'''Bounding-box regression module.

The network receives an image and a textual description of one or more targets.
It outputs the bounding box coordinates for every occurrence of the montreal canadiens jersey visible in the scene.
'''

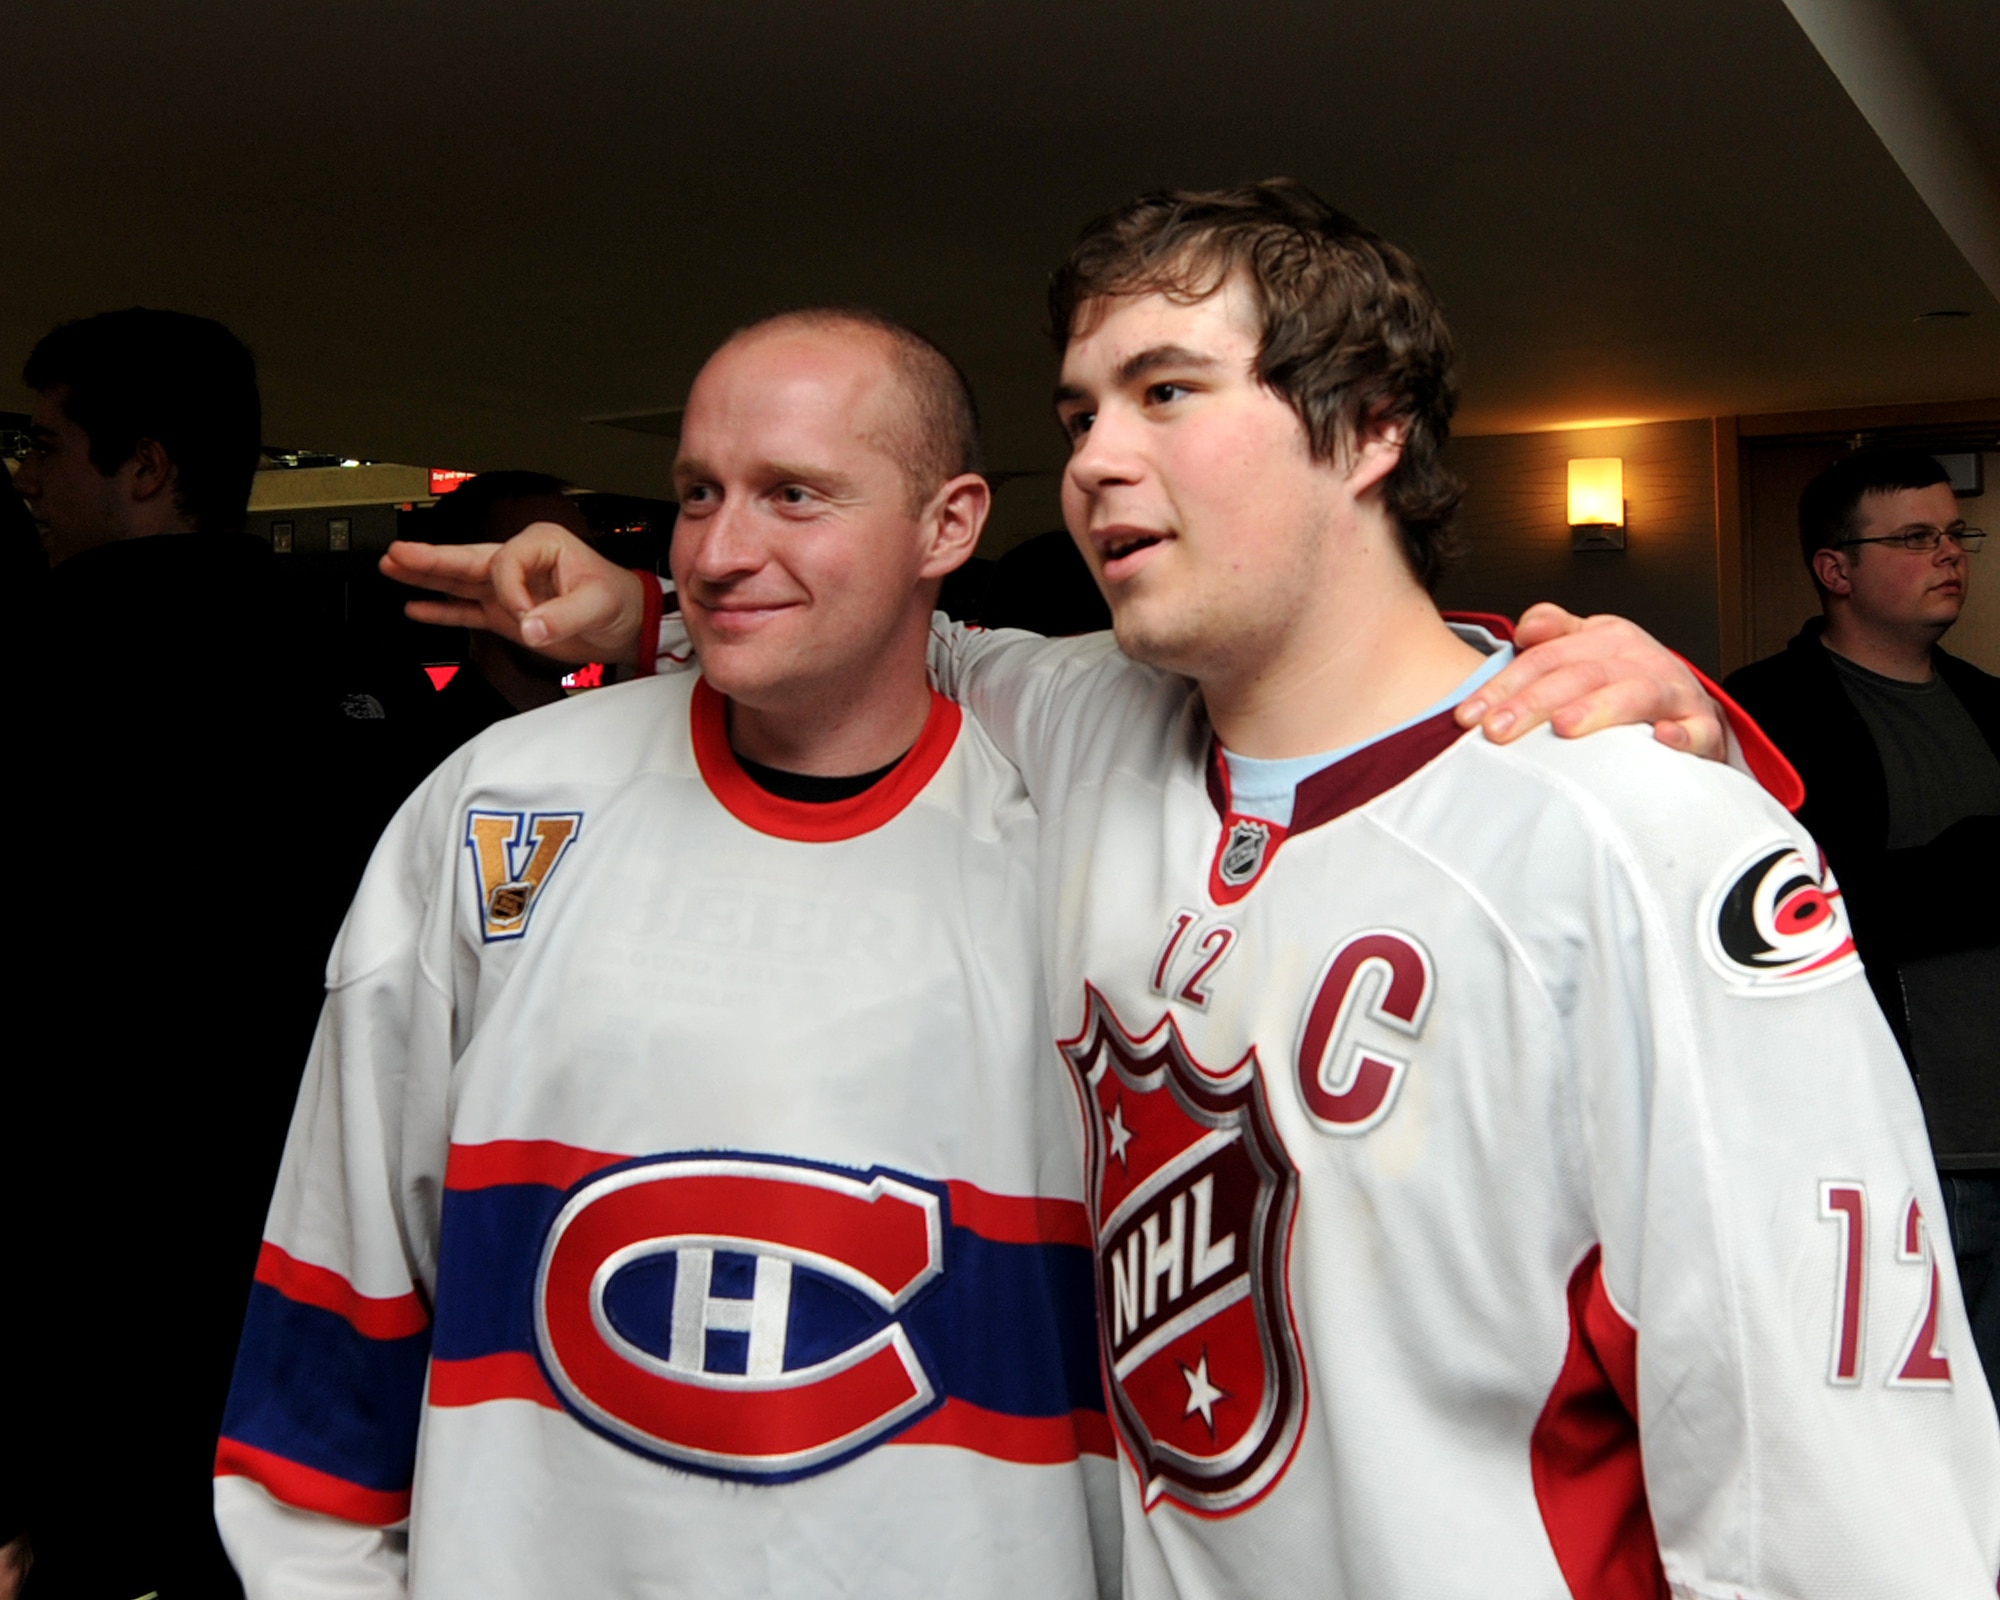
[214,671,1120,1600]
[912,621,2000,1600]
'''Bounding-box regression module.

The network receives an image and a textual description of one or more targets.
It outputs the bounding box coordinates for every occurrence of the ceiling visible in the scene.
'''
[6,0,1997,544]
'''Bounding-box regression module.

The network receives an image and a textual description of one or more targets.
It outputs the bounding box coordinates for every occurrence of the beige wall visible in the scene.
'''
[1439,420,1722,675]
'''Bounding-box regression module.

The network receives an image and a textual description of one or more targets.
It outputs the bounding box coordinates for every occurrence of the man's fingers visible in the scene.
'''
[402,597,489,629]
[1657,713,1725,761]
[1509,601,1588,650]
[517,586,629,664]
[381,540,498,587]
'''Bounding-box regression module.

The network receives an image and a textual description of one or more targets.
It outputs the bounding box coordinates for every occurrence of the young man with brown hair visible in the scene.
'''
[465,186,2000,1596]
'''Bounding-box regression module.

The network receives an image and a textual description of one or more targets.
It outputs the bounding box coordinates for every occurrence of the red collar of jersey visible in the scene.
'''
[690,675,963,842]
[1200,609,1513,903]
[1203,708,1474,904]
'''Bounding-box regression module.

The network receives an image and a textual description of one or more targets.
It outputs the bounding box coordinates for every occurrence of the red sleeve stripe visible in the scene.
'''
[214,1436,412,1527]
[428,1352,561,1412]
[444,1139,626,1193]
[254,1243,430,1341]
[895,1398,1114,1464]
[946,1181,1092,1249]
[634,570,665,678]
[1693,664,1805,813]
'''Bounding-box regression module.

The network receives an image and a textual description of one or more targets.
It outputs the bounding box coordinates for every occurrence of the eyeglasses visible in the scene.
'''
[1837,525,1985,553]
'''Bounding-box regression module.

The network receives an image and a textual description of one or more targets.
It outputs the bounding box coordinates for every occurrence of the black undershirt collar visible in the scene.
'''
[736,750,909,804]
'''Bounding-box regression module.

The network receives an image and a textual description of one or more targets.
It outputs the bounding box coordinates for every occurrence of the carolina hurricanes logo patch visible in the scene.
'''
[466,810,582,942]
[1060,986,1303,1515]
[1701,841,1857,993]
[534,1155,945,1480]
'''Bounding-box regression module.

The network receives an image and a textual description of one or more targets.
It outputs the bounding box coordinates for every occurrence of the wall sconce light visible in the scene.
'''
[1567,457,1626,551]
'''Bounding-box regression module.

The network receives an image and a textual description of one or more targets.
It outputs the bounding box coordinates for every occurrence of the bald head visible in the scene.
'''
[725,309,981,514]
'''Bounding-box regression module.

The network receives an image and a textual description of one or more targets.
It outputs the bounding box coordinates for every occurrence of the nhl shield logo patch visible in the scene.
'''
[1217,820,1271,888]
[1060,985,1303,1514]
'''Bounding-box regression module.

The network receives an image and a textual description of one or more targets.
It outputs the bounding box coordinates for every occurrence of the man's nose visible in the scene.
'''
[1066,408,1143,497]
[684,498,765,582]
[9,458,39,500]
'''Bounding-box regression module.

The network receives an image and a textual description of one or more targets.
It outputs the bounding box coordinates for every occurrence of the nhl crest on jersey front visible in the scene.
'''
[1060,985,1304,1513]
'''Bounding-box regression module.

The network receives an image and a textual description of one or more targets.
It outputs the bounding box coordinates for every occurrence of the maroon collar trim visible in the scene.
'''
[1204,708,1474,904]
[690,676,962,842]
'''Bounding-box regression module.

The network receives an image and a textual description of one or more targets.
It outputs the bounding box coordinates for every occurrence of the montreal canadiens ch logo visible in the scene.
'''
[1701,841,1858,993]
[1060,986,1303,1515]
[534,1154,945,1481]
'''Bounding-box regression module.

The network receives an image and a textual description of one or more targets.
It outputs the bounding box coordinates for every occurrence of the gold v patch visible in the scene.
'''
[465,810,583,942]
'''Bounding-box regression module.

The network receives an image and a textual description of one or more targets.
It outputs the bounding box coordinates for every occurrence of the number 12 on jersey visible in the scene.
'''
[1819,1181,1952,1389]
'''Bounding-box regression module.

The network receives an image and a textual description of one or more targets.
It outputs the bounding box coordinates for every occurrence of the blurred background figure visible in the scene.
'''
[5,308,410,1599]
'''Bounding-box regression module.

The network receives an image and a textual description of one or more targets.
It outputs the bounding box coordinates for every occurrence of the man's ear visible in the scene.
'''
[122,437,180,507]
[1812,546,1854,598]
[1342,415,1406,500]
[918,472,993,581]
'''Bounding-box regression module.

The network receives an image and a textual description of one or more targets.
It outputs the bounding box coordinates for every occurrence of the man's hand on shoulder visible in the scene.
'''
[381,522,652,667]
[1455,602,1725,759]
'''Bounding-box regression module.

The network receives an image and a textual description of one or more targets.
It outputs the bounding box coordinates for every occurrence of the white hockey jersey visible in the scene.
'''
[910,622,2000,1600]
[214,671,1119,1599]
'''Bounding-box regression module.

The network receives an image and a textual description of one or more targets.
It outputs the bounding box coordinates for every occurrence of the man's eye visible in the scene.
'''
[776,485,813,506]
[680,484,715,506]
[1145,382,1190,406]
[1063,412,1095,442]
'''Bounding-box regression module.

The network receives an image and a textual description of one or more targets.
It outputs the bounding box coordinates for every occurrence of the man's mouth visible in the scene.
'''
[1096,527,1169,578]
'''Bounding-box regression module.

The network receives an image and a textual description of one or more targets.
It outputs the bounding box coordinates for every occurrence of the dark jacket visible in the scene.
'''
[6,534,426,1599]
[1724,617,2000,1048]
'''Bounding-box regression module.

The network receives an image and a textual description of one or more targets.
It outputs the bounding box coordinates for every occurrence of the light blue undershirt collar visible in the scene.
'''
[1223,637,1514,827]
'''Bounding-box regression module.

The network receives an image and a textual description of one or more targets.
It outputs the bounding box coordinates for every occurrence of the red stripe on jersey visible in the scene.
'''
[1530,1247,1668,1599]
[946,1181,1092,1248]
[429,1352,561,1410]
[634,569,665,678]
[1439,610,1517,643]
[895,1398,1115,1463]
[691,675,964,842]
[445,1139,625,1192]
[253,1242,430,1340]
[214,1436,412,1527]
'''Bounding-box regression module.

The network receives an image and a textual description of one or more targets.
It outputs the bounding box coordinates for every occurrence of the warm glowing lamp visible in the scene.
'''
[1567,457,1626,550]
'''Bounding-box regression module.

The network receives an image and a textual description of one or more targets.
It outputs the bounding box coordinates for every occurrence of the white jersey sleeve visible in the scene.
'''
[1523,730,2000,1597]
[213,756,469,1600]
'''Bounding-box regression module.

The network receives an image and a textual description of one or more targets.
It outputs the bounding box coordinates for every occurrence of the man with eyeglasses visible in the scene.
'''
[1728,444,2000,1391]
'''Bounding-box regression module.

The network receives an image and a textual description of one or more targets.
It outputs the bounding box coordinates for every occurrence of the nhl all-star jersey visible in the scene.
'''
[910,620,2000,1600]
[214,671,1119,1600]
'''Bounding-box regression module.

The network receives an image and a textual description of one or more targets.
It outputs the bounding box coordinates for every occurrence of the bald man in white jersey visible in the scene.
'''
[379,187,1985,1596]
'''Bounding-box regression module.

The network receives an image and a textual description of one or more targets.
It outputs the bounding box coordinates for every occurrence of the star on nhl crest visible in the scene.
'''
[1181,1352,1227,1434]
[1105,1101,1133,1167]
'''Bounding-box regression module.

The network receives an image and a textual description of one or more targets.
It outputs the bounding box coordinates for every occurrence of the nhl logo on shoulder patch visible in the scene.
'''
[466,810,583,942]
[1701,841,1857,993]
[1060,986,1304,1515]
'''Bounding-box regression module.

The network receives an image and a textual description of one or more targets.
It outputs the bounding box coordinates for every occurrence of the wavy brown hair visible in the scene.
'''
[1049,180,1463,589]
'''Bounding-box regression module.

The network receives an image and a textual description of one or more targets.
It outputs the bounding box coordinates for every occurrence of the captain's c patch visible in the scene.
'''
[466,810,583,942]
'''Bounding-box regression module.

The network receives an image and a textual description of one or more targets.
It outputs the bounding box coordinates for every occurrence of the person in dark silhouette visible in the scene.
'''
[6,308,400,1599]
